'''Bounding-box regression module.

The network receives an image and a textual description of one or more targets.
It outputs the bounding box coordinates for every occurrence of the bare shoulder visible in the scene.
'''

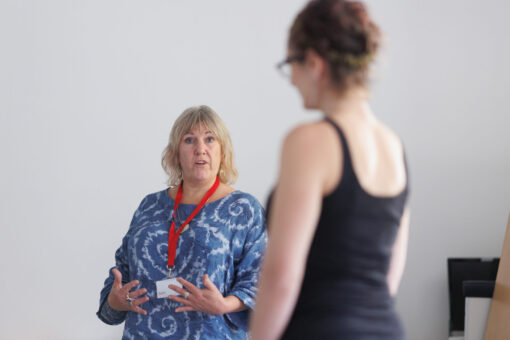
[280,121,340,191]
[373,120,404,155]
[283,120,338,155]
[363,119,407,196]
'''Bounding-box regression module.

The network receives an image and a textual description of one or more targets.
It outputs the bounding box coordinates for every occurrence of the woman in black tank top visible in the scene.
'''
[250,1,410,339]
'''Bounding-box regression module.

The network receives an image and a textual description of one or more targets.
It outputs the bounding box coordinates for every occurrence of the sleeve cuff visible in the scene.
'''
[97,298,127,325]
[229,290,255,310]
[223,290,255,331]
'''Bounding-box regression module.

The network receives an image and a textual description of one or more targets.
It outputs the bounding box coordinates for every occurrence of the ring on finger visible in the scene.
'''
[184,291,190,299]
[126,293,134,306]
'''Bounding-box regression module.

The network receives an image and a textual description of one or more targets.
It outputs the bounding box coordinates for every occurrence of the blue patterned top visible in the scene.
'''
[97,189,267,339]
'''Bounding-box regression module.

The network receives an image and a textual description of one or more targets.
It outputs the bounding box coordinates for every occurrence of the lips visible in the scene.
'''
[195,160,208,165]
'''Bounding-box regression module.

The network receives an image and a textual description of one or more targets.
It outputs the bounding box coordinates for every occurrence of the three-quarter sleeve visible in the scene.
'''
[96,196,148,325]
[225,203,268,330]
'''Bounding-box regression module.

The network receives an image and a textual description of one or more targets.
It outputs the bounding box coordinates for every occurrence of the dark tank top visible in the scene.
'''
[266,118,409,339]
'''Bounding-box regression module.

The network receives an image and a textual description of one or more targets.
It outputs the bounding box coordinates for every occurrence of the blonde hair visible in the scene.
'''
[161,105,238,186]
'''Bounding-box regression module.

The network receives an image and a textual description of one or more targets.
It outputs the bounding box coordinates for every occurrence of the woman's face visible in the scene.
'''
[290,50,319,109]
[178,123,221,185]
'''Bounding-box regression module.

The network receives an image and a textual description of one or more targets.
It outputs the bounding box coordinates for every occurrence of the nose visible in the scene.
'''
[194,139,206,154]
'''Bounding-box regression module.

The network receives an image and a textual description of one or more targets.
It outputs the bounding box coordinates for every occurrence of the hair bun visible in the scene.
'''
[289,0,381,90]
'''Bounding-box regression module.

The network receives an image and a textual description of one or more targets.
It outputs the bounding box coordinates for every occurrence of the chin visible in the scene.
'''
[194,174,213,183]
[186,171,212,184]
[302,99,317,110]
[300,92,317,109]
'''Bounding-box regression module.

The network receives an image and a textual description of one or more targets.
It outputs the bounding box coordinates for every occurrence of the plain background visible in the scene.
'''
[1,0,509,339]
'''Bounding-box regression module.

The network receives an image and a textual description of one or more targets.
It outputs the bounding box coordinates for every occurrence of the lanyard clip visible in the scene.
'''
[167,265,173,278]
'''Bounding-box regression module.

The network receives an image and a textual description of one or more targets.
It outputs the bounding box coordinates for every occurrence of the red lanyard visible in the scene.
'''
[167,176,220,268]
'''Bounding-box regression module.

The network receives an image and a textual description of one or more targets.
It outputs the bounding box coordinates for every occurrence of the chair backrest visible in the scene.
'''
[447,257,499,333]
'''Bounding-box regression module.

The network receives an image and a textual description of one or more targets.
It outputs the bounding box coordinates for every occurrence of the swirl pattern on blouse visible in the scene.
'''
[97,189,267,340]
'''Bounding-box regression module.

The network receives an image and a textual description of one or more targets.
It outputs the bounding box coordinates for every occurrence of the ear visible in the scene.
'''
[305,49,327,81]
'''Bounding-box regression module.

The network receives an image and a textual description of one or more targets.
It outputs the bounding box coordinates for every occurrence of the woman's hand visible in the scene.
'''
[168,274,236,315]
[107,268,149,315]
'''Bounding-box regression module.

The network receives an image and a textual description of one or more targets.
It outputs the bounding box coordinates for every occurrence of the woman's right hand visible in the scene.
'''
[107,268,149,315]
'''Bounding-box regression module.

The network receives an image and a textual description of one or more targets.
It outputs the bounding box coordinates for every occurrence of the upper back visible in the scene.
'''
[291,115,409,314]
[318,113,407,199]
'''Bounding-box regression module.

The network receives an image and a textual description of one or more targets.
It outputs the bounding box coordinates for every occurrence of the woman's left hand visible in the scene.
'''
[168,274,227,315]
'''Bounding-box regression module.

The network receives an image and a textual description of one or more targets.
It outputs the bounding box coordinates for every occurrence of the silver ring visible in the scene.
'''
[126,294,134,306]
[184,291,190,299]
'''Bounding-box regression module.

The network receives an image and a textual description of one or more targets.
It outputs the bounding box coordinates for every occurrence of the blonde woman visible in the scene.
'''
[98,106,267,339]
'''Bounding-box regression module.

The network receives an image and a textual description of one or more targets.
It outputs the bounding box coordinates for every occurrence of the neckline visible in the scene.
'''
[163,188,240,207]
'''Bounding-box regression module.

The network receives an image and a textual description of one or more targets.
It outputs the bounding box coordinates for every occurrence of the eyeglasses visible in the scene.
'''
[276,54,305,78]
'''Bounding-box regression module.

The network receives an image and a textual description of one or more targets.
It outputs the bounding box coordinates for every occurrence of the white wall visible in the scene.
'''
[368,1,510,338]
[1,1,509,339]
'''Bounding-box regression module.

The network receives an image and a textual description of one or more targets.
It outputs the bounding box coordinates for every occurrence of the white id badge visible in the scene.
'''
[156,278,183,299]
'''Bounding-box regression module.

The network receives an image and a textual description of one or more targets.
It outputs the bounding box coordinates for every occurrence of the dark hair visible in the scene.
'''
[289,0,381,90]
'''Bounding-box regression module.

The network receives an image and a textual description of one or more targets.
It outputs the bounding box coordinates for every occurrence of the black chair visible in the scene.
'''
[447,258,499,335]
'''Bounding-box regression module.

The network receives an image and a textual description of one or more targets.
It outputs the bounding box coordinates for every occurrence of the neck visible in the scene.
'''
[319,87,371,119]
[180,177,218,204]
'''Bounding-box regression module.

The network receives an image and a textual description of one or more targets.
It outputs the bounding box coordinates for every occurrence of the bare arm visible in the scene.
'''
[387,207,410,296]
[250,125,332,340]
